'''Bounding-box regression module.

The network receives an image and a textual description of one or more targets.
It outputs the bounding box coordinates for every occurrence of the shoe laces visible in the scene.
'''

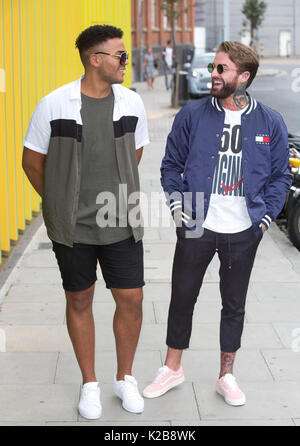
[82,385,100,403]
[222,373,238,390]
[121,376,142,401]
[154,366,169,384]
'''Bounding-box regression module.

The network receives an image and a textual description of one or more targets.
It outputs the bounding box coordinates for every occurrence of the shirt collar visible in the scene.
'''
[70,74,122,103]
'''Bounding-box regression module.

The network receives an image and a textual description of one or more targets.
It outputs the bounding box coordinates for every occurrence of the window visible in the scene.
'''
[184,0,188,29]
[163,12,168,29]
[151,0,156,27]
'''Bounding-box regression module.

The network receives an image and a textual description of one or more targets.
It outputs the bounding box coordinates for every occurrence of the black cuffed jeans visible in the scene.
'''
[166,226,262,353]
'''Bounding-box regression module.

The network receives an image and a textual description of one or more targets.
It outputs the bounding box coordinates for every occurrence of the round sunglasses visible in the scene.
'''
[207,63,239,74]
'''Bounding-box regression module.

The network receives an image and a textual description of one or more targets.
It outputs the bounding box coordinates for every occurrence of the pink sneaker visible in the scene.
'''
[143,365,185,398]
[216,373,246,406]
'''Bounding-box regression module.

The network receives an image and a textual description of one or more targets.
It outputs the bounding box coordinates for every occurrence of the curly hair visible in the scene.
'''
[216,41,259,88]
[75,24,123,66]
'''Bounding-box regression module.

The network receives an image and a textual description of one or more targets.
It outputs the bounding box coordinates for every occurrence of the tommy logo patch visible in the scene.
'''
[255,134,270,144]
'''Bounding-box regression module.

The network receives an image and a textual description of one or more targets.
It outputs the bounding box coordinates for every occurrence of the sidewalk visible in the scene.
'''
[252,55,300,77]
[259,56,300,65]
[1,75,300,426]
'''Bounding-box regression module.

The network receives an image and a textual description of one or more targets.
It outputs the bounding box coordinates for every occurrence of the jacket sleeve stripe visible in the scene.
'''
[261,215,272,228]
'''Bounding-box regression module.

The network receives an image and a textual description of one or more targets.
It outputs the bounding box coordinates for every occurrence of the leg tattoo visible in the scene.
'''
[219,352,236,378]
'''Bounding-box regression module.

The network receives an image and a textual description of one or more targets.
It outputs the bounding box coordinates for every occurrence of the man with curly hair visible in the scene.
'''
[22,25,149,419]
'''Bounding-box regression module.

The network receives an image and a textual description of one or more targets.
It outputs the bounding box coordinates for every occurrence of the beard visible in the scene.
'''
[98,66,125,85]
[210,77,238,99]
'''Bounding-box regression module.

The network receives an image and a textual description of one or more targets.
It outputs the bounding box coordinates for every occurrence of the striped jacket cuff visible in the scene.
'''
[260,214,272,229]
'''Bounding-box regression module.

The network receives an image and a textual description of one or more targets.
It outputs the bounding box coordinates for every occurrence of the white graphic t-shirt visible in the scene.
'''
[203,107,252,233]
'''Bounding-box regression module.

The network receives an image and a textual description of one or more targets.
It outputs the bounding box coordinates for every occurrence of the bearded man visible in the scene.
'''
[143,41,291,406]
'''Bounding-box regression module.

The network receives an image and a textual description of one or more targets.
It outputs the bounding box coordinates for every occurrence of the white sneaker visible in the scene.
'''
[113,375,144,413]
[78,382,102,419]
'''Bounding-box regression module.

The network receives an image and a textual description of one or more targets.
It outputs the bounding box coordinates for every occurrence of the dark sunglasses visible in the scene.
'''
[93,51,129,66]
[207,63,239,74]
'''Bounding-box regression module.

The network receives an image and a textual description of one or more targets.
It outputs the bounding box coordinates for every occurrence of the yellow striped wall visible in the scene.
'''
[0,0,132,264]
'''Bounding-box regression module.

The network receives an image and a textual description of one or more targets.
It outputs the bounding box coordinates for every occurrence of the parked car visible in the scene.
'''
[277,133,300,250]
[183,51,215,99]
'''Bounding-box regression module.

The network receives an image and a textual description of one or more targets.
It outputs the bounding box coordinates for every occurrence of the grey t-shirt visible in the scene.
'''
[74,91,132,245]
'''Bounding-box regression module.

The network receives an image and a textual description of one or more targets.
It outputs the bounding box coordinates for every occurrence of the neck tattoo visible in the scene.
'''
[233,82,249,110]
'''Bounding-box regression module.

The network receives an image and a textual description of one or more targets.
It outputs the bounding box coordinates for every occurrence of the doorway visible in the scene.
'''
[279,30,291,56]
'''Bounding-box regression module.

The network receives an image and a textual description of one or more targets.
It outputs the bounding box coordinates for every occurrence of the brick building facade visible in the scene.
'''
[131,0,195,80]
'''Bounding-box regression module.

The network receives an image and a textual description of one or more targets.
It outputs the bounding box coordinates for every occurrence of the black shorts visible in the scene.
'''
[52,236,144,292]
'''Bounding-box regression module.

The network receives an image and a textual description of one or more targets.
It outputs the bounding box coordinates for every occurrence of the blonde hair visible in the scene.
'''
[216,41,259,88]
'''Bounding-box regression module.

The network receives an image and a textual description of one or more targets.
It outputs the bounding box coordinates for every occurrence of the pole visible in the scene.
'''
[223,0,230,41]
[293,0,296,56]
[139,0,144,81]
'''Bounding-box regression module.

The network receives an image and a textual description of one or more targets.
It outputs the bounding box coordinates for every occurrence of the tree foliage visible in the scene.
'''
[242,0,267,40]
[159,0,191,50]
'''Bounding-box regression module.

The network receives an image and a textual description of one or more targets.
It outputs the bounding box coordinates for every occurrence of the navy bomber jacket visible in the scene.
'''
[161,94,292,237]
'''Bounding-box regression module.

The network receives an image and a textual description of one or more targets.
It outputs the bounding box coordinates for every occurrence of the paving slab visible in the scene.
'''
[14,267,62,285]
[85,383,199,423]
[137,324,167,351]
[272,323,300,349]
[55,350,162,384]
[250,265,300,282]
[20,250,58,268]
[143,282,171,302]
[245,300,300,323]
[0,384,79,422]
[198,282,259,302]
[194,381,300,420]
[174,322,284,350]
[4,284,64,303]
[0,352,58,384]
[92,301,156,325]
[179,349,273,382]
[144,243,176,260]
[2,325,73,352]
[0,302,66,325]
[252,282,300,302]
[262,349,300,381]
